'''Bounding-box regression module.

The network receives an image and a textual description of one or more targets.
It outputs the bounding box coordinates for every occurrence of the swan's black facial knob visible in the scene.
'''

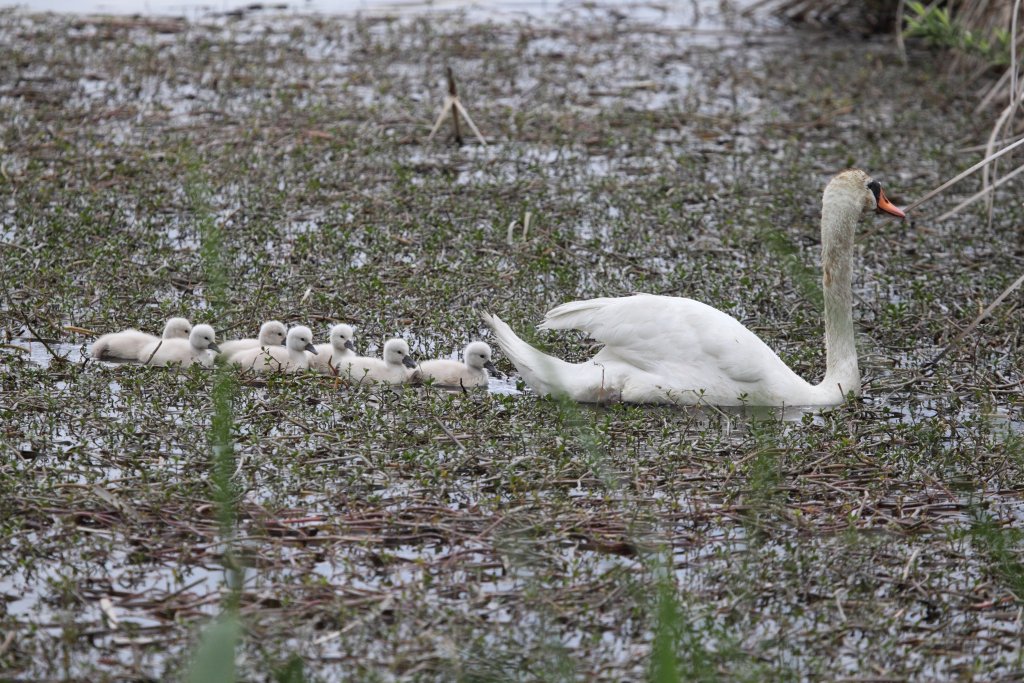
[868,180,905,219]
[867,180,881,202]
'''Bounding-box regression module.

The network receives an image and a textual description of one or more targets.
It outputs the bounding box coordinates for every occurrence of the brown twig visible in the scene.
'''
[447,66,462,146]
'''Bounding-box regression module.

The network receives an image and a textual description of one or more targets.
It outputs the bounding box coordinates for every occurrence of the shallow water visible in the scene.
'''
[11,0,750,27]
[14,338,90,366]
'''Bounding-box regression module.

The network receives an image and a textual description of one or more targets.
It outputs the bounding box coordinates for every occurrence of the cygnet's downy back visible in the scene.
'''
[138,323,219,368]
[91,316,192,360]
[417,341,497,388]
[309,323,357,374]
[219,320,287,359]
[338,338,416,385]
[230,325,316,373]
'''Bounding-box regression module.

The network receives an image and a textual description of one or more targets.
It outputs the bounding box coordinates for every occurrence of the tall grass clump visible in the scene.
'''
[760,0,1022,117]
[183,160,251,683]
[187,157,230,313]
[648,561,718,683]
[904,2,1014,67]
[901,2,1022,207]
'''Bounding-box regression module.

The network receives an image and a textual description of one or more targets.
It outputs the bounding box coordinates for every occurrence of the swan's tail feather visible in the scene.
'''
[91,335,110,359]
[480,312,560,394]
[91,330,149,360]
[480,311,611,401]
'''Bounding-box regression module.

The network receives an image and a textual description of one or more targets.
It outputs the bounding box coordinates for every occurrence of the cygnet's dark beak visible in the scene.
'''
[402,355,417,369]
[484,360,500,377]
[876,187,905,219]
[305,343,318,355]
[345,340,355,351]
[208,342,221,354]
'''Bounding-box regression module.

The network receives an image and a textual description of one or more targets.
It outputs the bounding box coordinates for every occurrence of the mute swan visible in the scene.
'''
[91,317,191,360]
[417,341,497,388]
[482,170,906,406]
[219,321,287,359]
[308,323,356,374]
[138,323,219,367]
[230,325,317,373]
[338,338,417,385]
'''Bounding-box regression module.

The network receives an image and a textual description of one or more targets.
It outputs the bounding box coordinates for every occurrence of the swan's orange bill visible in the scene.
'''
[877,189,905,219]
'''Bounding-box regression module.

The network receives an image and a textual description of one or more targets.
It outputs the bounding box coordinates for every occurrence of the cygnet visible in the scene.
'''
[91,317,192,360]
[137,324,219,367]
[219,320,288,359]
[308,324,356,374]
[417,341,497,388]
[230,325,316,373]
[338,338,416,385]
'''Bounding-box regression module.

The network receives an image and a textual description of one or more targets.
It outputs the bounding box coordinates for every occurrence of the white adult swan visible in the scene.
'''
[137,324,219,367]
[91,317,191,360]
[308,324,356,374]
[230,325,317,373]
[339,338,417,385]
[482,170,905,406]
[219,321,287,359]
[417,341,497,388]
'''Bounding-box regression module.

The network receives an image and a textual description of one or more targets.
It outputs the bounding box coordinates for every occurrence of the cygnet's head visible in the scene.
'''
[825,169,905,220]
[329,324,356,352]
[259,320,287,346]
[287,325,317,354]
[463,341,496,374]
[383,338,417,368]
[190,324,219,353]
[163,317,192,340]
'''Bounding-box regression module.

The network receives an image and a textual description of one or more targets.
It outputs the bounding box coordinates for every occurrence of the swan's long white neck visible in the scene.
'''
[816,190,861,399]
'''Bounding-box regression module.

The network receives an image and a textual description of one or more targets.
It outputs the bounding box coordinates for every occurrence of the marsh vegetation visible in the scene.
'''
[1,2,1023,680]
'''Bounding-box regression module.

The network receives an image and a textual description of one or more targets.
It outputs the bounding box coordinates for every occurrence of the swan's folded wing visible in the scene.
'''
[540,294,789,386]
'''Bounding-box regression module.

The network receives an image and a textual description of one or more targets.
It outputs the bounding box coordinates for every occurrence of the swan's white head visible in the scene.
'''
[383,338,417,369]
[463,341,496,374]
[825,169,905,220]
[329,324,356,352]
[190,324,219,353]
[287,325,317,354]
[163,317,192,340]
[259,320,287,346]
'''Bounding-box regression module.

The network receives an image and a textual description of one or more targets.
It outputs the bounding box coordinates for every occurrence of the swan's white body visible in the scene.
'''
[484,170,905,406]
[219,321,287,359]
[417,341,495,388]
[230,325,316,373]
[92,317,191,360]
[137,324,219,368]
[339,338,416,385]
[308,324,356,374]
